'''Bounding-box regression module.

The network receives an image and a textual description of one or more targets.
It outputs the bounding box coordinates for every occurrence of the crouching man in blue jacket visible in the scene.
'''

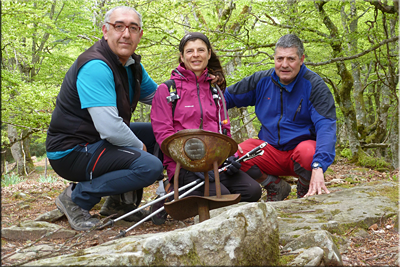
[224,34,336,201]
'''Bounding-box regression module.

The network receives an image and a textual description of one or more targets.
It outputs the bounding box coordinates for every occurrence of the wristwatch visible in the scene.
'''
[312,162,322,170]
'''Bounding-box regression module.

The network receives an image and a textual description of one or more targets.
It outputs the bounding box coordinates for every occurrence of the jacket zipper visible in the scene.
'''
[277,88,283,146]
[90,148,106,184]
[293,99,303,121]
[197,81,204,129]
[79,143,89,157]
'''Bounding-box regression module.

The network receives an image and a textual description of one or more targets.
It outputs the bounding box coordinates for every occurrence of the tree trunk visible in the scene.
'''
[342,1,369,145]
[337,122,348,147]
[7,124,26,175]
[228,107,245,143]
[389,107,399,169]
[386,14,399,168]
[368,84,390,144]
[241,108,257,139]
[22,130,35,174]
[315,1,361,160]
[1,150,6,175]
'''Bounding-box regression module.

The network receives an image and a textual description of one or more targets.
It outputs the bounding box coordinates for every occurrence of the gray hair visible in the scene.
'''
[103,6,143,30]
[275,34,304,58]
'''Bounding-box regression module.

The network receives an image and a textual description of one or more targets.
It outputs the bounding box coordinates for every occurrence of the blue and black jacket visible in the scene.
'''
[224,64,336,171]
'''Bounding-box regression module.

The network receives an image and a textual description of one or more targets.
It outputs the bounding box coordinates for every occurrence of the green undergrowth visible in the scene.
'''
[1,173,26,187]
[38,174,59,183]
[339,148,393,171]
[279,254,297,265]
[358,151,392,171]
[1,172,61,187]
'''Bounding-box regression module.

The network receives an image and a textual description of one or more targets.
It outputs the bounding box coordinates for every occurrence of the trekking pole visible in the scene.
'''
[97,179,202,230]
[219,141,268,172]
[115,179,206,238]
[112,142,268,237]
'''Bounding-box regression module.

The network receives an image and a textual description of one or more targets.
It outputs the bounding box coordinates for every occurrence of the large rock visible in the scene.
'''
[14,181,398,266]
[283,230,342,265]
[26,202,279,266]
[2,221,76,241]
[8,244,55,261]
[34,209,65,222]
[273,181,398,245]
[201,181,398,266]
[287,247,324,266]
[208,182,397,245]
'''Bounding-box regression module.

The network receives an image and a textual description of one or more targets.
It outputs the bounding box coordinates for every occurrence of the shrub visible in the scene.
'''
[1,173,25,187]
[340,148,352,159]
[38,174,59,183]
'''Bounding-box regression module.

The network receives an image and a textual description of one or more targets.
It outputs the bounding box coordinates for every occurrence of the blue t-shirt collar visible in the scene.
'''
[273,64,306,92]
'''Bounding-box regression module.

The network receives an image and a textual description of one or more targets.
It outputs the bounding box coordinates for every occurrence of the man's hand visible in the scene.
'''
[304,168,330,197]
[209,72,225,86]
[142,143,147,152]
[221,156,241,176]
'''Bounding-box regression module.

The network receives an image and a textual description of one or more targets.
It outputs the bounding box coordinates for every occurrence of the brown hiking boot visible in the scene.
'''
[55,186,100,231]
[265,178,291,201]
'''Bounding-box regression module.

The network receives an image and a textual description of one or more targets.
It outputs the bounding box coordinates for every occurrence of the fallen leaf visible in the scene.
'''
[369,223,378,230]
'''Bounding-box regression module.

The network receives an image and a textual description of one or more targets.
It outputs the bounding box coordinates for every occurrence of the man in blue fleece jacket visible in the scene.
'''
[224,34,336,201]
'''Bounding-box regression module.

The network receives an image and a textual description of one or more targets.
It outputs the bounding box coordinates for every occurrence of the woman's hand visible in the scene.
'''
[209,71,225,86]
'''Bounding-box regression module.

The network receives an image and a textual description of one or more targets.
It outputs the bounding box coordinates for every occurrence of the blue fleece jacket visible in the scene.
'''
[224,64,337,172]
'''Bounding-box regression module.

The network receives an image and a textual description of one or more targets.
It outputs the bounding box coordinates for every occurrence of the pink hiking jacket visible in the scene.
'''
[151,63,231,181]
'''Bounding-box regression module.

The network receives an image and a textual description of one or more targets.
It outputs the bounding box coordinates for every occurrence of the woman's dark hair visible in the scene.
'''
[178,32,226,91]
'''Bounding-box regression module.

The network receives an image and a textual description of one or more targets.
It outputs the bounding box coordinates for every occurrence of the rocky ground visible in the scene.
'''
[1,157,399,266]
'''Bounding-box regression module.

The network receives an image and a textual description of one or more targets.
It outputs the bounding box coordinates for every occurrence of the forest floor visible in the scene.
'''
[1,156,399,266]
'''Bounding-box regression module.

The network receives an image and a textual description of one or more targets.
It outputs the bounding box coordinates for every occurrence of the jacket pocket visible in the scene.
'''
[87,147,107,183]
[86,143,141,182]
[293,99,303,121]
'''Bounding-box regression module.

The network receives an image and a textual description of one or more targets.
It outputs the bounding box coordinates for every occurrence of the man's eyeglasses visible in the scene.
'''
[106,22,141,34]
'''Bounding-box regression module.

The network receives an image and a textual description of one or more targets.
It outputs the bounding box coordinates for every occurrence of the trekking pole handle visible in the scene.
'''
[219,141,268,172]
[240,141,268,159]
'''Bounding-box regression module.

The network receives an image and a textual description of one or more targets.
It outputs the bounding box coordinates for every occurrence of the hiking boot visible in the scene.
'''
[55,185,100,231]
[265,178,291,201]
[297,179,310,198]
[150,180,172,225]
[100,194,150,222]
[150,196,168,225]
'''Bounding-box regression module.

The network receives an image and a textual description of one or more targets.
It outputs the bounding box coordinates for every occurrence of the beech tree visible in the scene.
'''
[2,0,398,175]
[1,0,95,174]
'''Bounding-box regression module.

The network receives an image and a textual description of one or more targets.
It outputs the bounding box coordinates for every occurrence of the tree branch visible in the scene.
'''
[306,36,398,66]
[365,0,398,14]
[249,12,330,39]
[54,2,65,22]
[218,43,275,53]
[361,143,389,148]
[231,113,257,136]
[1,122,45,149]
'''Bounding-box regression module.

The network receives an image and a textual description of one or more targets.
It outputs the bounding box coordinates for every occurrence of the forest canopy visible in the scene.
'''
[1,0,398,175]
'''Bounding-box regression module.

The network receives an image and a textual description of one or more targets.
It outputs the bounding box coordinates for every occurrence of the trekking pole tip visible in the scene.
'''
[97,219,114,230]
[115,230,126,239]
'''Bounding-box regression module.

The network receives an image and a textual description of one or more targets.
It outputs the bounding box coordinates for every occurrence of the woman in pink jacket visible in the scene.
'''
[150,32,261,225]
